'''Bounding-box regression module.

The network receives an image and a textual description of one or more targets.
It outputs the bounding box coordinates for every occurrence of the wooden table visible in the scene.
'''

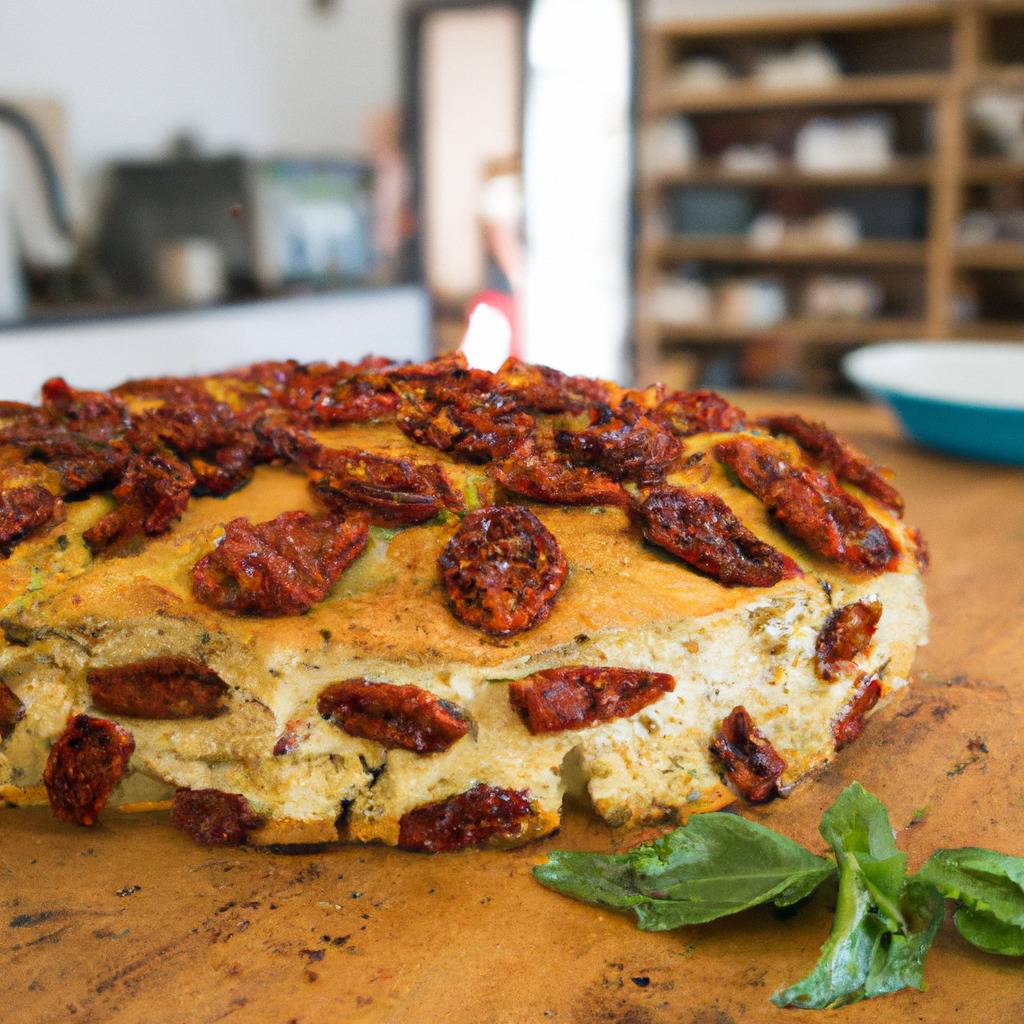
[3,396,1023,1024]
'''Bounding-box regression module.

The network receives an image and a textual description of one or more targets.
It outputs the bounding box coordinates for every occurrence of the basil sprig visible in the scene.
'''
[534,813,834,929]
[915,847,1024,956]
[771,784,943,1008]
[532,782,1023,1011]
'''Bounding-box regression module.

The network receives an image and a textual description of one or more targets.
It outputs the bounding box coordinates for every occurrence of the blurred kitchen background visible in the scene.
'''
[2,0,1024,392]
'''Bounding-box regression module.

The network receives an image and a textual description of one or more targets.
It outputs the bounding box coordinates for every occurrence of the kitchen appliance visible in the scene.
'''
[0,99,76,322]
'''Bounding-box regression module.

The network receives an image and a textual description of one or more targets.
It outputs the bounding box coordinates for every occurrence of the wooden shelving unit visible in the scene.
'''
[635,0,1024,389]
[645,237,929,266]
[641,159,935,191]
[657,317,927,346]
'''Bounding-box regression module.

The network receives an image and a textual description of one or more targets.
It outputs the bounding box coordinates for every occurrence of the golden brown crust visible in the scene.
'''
[0,357,927,849]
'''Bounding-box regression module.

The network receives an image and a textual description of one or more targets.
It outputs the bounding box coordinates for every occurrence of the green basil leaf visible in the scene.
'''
[818,782,906,910]
[533,812,835,931]
[772,784,943,1009]
[915,847,1024,956]
[953,908,1024,957]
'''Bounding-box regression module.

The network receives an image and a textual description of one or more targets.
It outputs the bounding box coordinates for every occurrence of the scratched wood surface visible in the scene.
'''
[2,395,1023,1024]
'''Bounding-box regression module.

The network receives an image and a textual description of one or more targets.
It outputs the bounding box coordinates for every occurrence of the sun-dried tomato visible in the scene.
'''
[187,440,259,497]
[87,656,229,719]
[0,680,25,741]
[40,377,128,440]
[632,485,800,587]
[0,400,43,427]
[310,446,462,525]
[272,718,312,756]
[909,527,929,572]
[4,430,127,497]
[171,788,264,846]
[84,449,195,553]
[715,438,896,573]
[281,357,398,424]
[42,714,135,826]
[397,783,534,852]
[815,599,882,680]
[652,390,746,436]
[220,359,302,395]
[318,678,469,753]
[438,505,566,636]
[763,413,904,516]
[126,385,262,497]
[489,441,628,507]
[392,361,533,463]
[833,675,882,750]
[191,509,368,616]
[710,705,786,803]
[0,484,62,557]
[259,417,463,523]
[495,357,619,412]
[508,666,674,734]
[554,411,681,485]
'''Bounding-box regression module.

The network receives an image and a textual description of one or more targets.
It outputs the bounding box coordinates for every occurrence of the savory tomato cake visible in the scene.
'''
[0,354,927,850]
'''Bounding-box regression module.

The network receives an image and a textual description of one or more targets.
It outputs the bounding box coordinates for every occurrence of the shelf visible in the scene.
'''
[646,73,946,115]
[645,237,929,266]
[952,320,1024,341]
[962,157,1024,183]
[640,160,933,191]
[650,4,952,40]
[957,242,1024,269]
[635,2,1024,390]
[648,317,927,346]
[971,64,1024,88]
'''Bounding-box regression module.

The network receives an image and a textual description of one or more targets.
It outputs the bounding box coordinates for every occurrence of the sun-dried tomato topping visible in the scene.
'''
[3,430,127,497]
[307,445,462,525]
[489,441,628,507]
[495,357,620,412]
[710,705,786,803]
[815,599,882,681]
[318,678,469,753]
[508,666,674,734]
[0,680,25,741]
[833,674,882,750]
[652,390,746,436]
[42,714,135,826]
[125,384,263,497]
[438,505,566,636]
[40,377,128,440]
[715,438,896,573]
[392,361,533,463]
[191,509,368,616]
[188,440,259,497]
[397,783,534,852]
[171,788,264,846]
[555,411,681,485]
[763,413,904,516]
[83,449,195,553]
[87,656,229,719]
[909,527,929,572]
[217,359,302,394]
[0,484,62,557]
[281,357,399,424]
[0,400,42,426]
[272,718,312,756]
[632,485,800,587]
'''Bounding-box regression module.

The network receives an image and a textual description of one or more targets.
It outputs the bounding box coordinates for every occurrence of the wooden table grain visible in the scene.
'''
[2,396,1023,1024]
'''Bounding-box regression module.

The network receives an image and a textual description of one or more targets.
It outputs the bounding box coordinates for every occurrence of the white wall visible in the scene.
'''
[0,0,404,201]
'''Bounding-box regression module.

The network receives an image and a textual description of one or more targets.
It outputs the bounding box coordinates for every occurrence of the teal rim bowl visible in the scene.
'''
[843,342,1024,465]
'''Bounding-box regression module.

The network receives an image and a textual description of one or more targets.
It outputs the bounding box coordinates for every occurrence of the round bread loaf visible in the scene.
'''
[0,355,927,850]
